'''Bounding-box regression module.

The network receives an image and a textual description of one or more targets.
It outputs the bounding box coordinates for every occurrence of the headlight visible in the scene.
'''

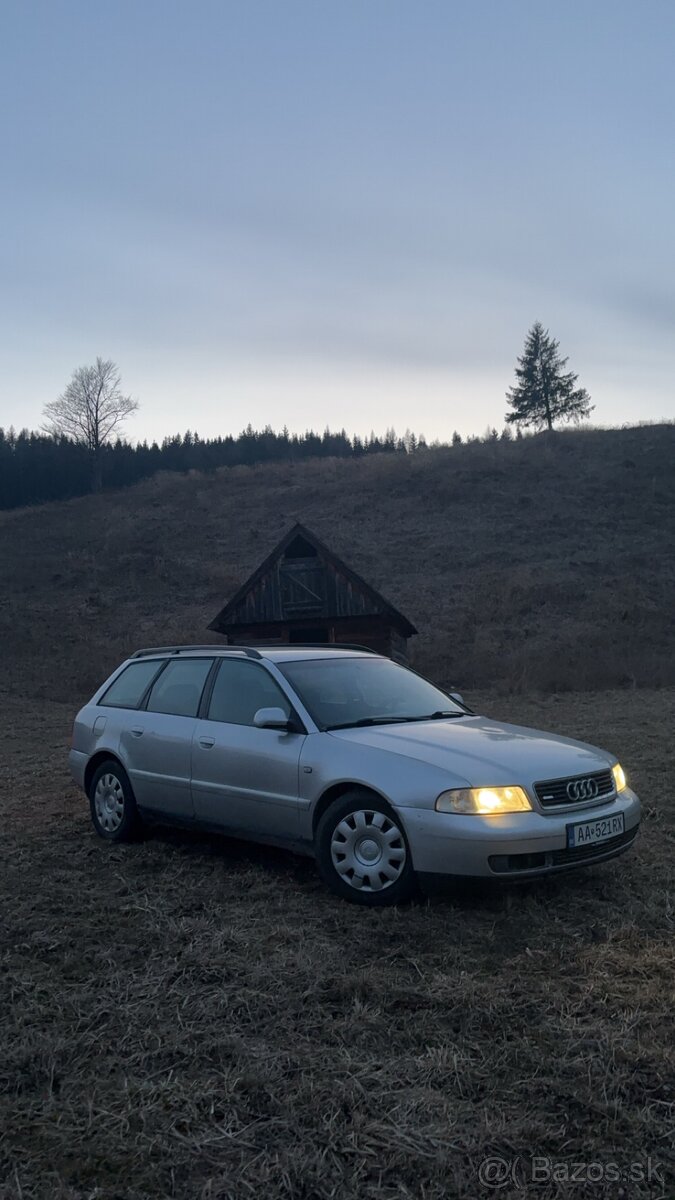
[612,763,627,792]
[436,786,532,815]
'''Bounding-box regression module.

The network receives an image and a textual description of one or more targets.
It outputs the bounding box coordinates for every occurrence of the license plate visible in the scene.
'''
[567,812,625,848]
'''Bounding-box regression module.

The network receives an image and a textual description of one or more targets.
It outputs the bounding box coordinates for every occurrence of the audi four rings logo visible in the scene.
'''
[567,777,599,801]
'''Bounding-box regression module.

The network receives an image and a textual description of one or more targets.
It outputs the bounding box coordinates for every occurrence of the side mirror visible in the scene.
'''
[449,691,465,706]
[253,706,292,730]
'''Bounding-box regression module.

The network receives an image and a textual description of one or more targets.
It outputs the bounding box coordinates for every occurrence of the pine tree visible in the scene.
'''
[506,322,593,432]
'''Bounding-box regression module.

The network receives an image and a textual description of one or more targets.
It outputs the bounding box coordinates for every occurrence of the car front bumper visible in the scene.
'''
[401,788,641,878]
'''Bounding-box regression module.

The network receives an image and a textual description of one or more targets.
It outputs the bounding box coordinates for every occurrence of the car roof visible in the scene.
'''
[129,644,381,664]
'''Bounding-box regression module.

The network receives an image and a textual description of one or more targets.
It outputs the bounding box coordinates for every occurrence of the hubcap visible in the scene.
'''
[94,773,125,832]
[330,809,406,892]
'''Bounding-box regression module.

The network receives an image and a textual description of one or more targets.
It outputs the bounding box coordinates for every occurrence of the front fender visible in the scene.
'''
[297,731,471,837]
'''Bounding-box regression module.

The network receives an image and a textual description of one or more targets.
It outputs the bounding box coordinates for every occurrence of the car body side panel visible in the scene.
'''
[191,721,306,838]
[115,709,197,817]
[69,703,122,787]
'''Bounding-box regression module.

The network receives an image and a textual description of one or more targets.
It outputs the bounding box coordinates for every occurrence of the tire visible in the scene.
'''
[315,791,416,906]
[89,759,141,842]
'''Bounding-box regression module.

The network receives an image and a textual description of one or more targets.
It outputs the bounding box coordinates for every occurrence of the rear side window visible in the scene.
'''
[100,660,163,709]
[146,658,213,718]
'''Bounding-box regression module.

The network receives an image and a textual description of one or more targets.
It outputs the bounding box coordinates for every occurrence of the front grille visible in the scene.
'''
[534,769,614,808]
[489,827,638,874]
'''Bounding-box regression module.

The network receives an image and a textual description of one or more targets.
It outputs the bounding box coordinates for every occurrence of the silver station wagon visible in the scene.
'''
[69,645,641,905]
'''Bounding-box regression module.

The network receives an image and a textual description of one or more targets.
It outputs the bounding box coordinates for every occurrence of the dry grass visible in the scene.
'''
[1,690,673,1199]
[2,427,674,1197]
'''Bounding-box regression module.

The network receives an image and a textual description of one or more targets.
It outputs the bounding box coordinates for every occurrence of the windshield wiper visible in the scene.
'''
[326,715,420,730]
[326,711,466,731]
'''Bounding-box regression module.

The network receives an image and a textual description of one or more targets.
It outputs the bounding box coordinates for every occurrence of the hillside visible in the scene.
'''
[2,422,674,701]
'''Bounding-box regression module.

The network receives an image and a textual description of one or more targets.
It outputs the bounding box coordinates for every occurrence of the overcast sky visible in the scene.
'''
[1,0,673,443]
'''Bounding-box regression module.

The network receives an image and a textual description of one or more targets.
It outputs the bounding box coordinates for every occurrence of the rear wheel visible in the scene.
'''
[315,792,416,906]
[89,759,141,842]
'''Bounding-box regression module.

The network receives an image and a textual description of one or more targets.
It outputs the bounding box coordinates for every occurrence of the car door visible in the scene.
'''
[119,656,214,818]
[191,658,306,841]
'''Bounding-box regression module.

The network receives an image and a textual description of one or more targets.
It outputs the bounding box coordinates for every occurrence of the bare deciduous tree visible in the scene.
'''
[43,358,139,491]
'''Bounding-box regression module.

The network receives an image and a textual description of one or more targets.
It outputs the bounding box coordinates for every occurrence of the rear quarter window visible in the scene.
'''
[99,660,163,709]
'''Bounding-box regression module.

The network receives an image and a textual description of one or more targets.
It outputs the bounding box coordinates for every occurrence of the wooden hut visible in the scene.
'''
[208,522,417,662]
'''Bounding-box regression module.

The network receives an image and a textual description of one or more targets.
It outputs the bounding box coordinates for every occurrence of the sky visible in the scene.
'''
[1,0,674,444]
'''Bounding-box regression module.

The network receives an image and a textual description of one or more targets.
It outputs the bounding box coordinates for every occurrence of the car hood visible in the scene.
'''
[328,715,614,786]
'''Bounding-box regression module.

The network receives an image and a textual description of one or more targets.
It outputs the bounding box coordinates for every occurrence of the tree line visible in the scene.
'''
[0,424,428,511]
[1,323,593,510]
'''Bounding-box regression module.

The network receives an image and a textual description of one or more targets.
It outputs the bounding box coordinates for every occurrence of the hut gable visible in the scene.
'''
[208,523,416,659]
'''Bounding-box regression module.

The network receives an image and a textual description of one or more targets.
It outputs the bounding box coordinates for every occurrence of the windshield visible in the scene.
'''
[278,656,467,730]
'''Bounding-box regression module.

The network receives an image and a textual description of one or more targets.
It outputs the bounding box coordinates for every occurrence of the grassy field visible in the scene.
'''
[1,428,674,1197]
[2,689,673,1200]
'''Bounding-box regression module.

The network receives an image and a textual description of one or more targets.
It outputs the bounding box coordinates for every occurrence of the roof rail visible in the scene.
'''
[250,642,378,654]
[131,645,263,659]
[130,643,377,660]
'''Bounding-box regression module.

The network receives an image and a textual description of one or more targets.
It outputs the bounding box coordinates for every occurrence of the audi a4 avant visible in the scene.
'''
[69,645,641,905]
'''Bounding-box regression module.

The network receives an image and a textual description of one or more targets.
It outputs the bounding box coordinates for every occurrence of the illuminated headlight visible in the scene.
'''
[612,763,627,792]
[435,786,532,815]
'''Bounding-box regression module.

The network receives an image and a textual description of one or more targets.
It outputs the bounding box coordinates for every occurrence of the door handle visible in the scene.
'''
[199,736,215,749]
[131,728,144,738]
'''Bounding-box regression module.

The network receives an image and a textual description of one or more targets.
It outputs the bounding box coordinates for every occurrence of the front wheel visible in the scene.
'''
[89,759,141,842]
[315,792,416,906]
